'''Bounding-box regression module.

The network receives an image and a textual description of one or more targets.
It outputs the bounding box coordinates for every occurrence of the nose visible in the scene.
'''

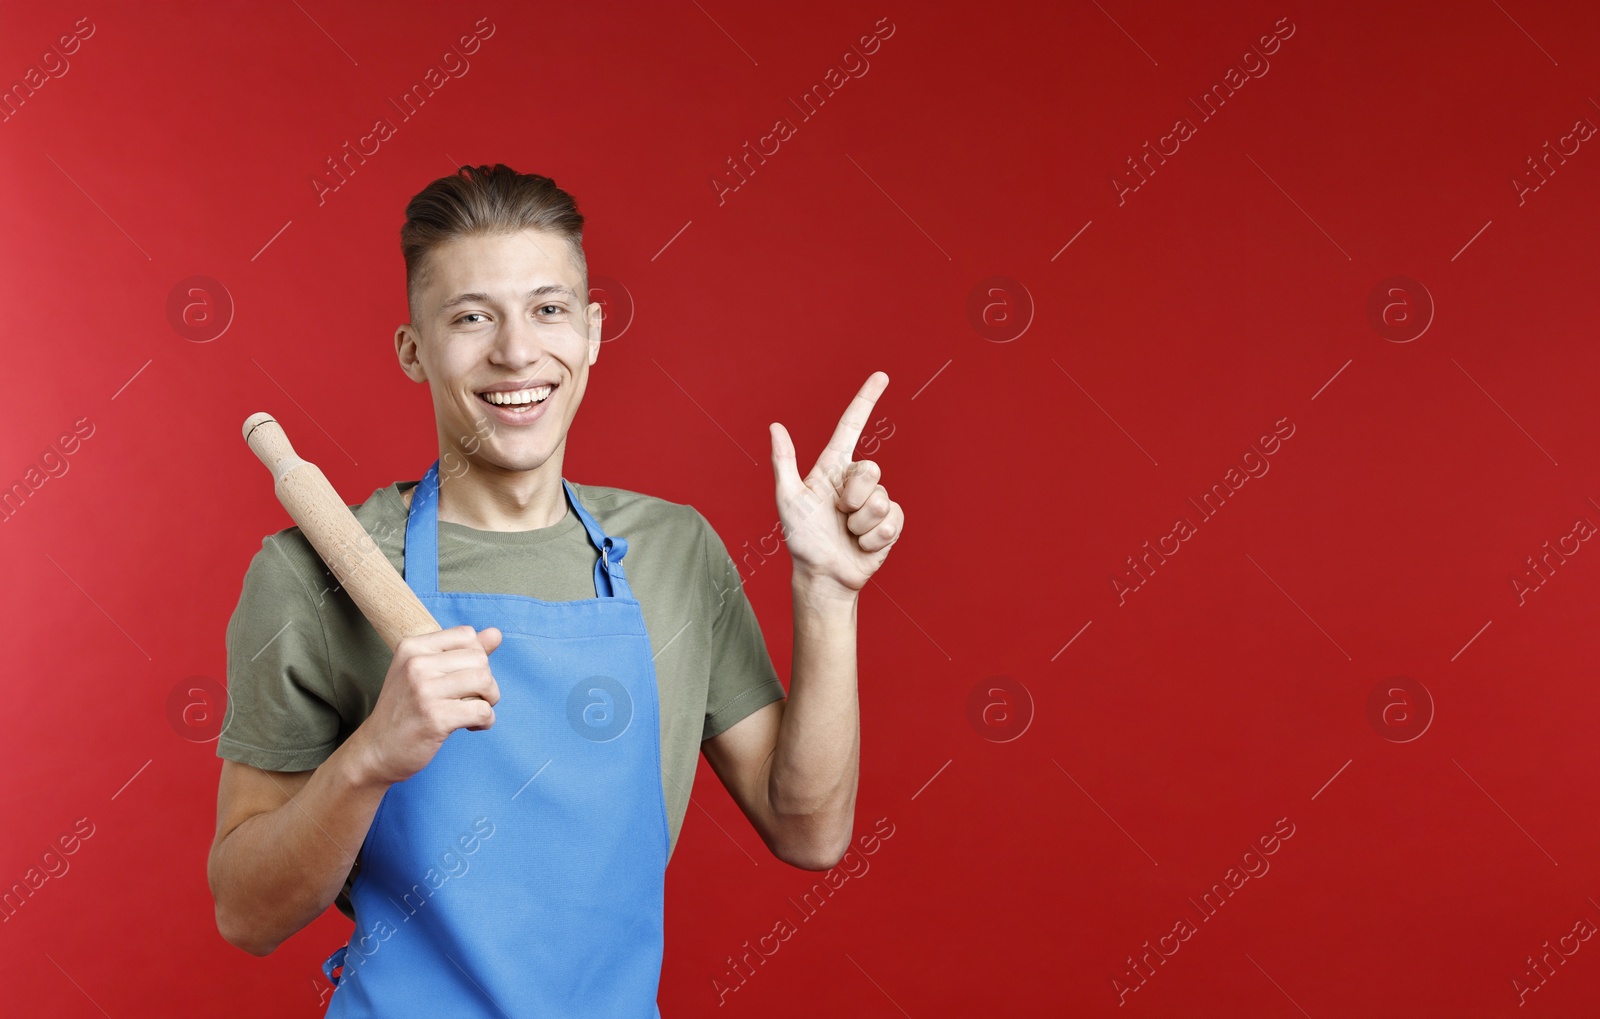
[489,308,547,372]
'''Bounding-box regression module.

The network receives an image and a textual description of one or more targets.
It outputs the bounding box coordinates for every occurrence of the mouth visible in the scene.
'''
[475,382,557,423]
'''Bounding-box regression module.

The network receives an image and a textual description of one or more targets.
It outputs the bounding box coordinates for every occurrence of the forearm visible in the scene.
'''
[767,570,861,866]
[212,735,390,956]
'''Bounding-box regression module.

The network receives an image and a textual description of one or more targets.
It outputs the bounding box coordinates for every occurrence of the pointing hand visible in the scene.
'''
[768,371,905,597]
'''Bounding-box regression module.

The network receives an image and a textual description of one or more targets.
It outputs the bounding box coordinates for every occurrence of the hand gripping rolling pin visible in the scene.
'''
[241,412,440,651]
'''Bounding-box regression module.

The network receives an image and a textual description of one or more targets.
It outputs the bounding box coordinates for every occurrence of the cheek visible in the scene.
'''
[562,375,586,408]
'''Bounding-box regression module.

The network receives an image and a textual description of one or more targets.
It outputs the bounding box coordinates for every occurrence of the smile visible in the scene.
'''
[478,384,553,407]
[475,382,557,424]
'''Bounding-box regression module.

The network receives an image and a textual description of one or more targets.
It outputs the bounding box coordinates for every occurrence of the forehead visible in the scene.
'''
[424,228,580,298]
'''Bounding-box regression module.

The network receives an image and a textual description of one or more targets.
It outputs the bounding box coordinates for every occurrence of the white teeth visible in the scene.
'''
[482,385,552,406]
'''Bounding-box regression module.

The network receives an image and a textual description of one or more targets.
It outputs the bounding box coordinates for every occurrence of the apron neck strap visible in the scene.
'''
[403,462,633,600]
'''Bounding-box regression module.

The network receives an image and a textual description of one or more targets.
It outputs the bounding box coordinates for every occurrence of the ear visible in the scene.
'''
[586,301,603,365]
[396,323,427,382]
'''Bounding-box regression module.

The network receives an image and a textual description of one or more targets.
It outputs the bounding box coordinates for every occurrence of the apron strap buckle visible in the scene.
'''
[322,944,350,987]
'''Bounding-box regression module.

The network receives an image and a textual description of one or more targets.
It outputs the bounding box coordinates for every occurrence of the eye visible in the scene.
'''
[456,312,488,324]
[536,304,563,317]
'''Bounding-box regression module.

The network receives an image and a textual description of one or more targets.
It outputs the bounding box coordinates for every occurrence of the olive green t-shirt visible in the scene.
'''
[218,477,787,916]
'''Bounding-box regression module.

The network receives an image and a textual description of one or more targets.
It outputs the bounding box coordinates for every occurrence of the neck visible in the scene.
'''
[433,455,568,531]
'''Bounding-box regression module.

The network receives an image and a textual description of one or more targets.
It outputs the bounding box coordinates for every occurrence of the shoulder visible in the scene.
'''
[567,481,711,542]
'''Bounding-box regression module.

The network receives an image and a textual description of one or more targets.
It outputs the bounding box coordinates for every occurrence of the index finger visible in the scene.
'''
[400,624,483,654]
[814,371,889,477]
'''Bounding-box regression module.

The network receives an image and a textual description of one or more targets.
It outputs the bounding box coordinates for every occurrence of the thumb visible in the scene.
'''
[476,626,503,654]
[770,422,803,497]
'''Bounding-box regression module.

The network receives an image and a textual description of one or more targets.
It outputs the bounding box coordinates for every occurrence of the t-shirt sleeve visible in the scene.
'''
[695,509,787,741]
[217,536,345,772]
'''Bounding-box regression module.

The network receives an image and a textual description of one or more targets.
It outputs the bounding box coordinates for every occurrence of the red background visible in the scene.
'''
[4,1,1600,1015]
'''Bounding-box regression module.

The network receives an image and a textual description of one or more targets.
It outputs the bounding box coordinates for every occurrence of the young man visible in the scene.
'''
[207,164,904,1015]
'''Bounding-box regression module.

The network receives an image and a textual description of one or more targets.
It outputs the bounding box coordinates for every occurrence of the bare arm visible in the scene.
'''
[707,371,901,868]
[701,574,860,870]
[207,742,388,956]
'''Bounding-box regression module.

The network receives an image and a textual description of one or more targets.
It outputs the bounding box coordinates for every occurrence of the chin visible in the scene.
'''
[485,447,555,473]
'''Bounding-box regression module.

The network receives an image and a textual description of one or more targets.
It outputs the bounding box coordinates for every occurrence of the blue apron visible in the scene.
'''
[320,460,669,1017]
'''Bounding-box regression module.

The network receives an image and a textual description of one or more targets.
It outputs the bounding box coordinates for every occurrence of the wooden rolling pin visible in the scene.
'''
[241,412,439,652]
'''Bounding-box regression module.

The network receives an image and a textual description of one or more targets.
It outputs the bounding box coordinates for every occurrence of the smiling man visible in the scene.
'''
[207,163,905,1016]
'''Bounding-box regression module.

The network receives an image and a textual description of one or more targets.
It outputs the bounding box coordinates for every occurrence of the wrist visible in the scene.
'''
[791,569,859,613]
[336,727,393,795]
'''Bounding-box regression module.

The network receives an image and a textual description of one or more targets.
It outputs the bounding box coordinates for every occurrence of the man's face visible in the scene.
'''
[395,228,600,478]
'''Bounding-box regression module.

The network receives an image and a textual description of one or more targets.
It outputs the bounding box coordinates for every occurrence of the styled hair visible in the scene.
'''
[400,163,587,323]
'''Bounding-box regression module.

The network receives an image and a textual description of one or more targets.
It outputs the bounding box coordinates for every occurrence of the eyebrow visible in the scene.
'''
[438,285,579,313]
